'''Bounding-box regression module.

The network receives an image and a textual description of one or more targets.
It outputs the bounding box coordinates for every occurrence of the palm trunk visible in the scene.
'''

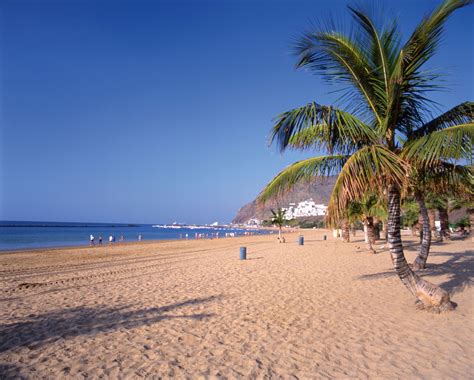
[351,224,356,236]
[428,209,438,241]
[341,220,350,242]
[413,193,431,271]
[382,220,388,242]
[468,208,474,232]
[428,209,436,232]
[387,185,452,311]
[278,227,281,240]
[365,217,376,254]
[373,217,381,240]
[438,207,450,241]
[417,214,423,244]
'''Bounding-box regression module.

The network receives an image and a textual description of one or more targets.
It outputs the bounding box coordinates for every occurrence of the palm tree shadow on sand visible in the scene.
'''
[0,295,220,354]
[356,250,474,296]
[0,364,25,380]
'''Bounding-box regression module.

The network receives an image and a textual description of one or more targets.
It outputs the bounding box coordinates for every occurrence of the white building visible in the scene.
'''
[245,218,261,226]
[282,199,327,219]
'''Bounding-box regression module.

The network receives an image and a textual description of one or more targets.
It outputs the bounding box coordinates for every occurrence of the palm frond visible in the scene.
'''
[411,101,474,139]
[347,193,387,222]
[384,0,471,139]
[348,6,391,93]
[423,162,474,196]
[326,145,408,226]
[271,102,379,153]
[270,208,288,227]
[403,123,474,164]
[403,0,471,78]
[425,193,448,210]
[257,155,348,204]
[295,30,384,123]
[386,52,442,141]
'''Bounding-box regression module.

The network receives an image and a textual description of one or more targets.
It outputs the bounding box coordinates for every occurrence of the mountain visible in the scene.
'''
[232,177,337,224]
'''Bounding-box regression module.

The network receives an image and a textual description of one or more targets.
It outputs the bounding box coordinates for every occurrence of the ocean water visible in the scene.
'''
[0,221,270,251]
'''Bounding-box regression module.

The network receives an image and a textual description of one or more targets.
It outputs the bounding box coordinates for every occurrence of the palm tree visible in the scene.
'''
[345,202,362,242]
[438,200,451,240]
[402,199,420,234]
[425,194,445,241]
[347,195,385,253]
[338,209,353,242]
[340,218,351,243]
[271,208,287,241]
[403,105,474,270]
[407,162,473,270]
[258,0,473,311]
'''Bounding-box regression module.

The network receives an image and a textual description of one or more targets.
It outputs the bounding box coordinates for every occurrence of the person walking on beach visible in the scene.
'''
[90,234,95,246]
[98,236,103,245]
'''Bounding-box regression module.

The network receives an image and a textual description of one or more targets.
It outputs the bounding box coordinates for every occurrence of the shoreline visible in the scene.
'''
[0,226,289,255]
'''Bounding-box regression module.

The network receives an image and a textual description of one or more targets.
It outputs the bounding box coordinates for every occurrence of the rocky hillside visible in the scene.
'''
[232,177,337,224]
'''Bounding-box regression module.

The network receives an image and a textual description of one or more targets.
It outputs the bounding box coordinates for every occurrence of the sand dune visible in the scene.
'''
[0,230,472,378]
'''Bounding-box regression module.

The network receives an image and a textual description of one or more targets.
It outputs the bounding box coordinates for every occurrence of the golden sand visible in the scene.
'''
[0,230,472,378]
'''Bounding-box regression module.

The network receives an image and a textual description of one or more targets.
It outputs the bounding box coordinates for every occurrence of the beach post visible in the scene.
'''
[323,235,327,241]
[240,247,247,260]
[298,235,304,245]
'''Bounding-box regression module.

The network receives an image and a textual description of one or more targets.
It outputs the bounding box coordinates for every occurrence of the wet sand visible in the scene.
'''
[0,229,472,378]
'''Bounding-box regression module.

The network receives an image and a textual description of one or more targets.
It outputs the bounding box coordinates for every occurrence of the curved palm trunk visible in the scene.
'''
[365,217,376,254]
[413,193,431,271]
[387,185,452,311]
[341,220,350,242]
[438,207,450,241]
[417,214,423,244]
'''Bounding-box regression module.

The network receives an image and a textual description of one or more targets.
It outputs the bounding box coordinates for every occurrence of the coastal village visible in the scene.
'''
[243,199,327,226]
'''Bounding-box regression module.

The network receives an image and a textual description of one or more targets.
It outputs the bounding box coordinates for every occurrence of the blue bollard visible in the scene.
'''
[298,235,304,245]
[323,235,327,241]
[240,247,247,260]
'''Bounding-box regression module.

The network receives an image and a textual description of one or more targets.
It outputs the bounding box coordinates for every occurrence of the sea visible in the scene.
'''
[0,221,271,251]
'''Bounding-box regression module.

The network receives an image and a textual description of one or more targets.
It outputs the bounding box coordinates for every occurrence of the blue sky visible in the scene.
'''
[1,0,473,224]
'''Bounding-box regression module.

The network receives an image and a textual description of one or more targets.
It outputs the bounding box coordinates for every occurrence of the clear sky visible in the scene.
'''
[1,0,473,224]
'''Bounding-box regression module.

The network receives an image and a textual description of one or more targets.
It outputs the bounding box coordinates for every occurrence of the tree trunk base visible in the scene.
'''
[414,278,454,313]
[415,299,454,313]
[411,260,426,271]
[366,244,376,254]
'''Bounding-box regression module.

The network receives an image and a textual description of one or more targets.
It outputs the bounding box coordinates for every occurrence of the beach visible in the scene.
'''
[0,229,472,378]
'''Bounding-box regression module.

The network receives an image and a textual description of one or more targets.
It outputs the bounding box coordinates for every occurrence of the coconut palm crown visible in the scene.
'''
[258,0,473,311]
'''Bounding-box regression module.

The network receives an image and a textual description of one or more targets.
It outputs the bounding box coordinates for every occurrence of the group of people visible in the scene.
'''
[89,234,143,246]
[178,231,257,240]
